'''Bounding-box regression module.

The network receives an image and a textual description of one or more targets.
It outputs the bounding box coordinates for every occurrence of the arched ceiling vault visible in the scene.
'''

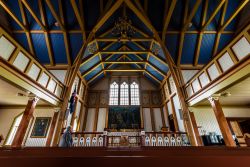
[0,0,249,86]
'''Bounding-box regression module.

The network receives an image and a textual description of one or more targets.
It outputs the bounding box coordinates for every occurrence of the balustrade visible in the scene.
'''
[66,131,190,147]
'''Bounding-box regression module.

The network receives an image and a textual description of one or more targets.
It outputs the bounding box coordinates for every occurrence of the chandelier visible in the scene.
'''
[111,16,136,41]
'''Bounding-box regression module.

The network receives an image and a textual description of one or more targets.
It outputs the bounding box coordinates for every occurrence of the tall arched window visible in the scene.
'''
[130,82,140,105]
[120,82,129,105]
[109,81,119,105]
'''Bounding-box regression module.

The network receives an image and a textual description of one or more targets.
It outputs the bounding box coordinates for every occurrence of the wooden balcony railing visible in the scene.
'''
[184,24,250,105]
[0,27,64,105]
[68,131,190,147]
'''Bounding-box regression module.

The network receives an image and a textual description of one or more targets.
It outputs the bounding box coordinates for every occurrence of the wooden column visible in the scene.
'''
[12,97,39,147]
[189,111,203,146]
[46,110,59,147]
[208,97,236,147]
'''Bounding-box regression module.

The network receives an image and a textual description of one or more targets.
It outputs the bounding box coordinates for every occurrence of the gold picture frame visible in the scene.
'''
[30,117,51,138]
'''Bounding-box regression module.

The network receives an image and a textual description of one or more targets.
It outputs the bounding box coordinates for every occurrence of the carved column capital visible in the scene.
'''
[29,96,40,103]
[208,95,220,103]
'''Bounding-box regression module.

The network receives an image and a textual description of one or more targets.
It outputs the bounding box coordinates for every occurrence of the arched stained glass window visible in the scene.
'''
[120,82,129,105]
[109,82,119,105]
[130,82,140,105]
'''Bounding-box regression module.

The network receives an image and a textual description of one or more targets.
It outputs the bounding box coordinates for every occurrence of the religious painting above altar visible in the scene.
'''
[108,107,141,130]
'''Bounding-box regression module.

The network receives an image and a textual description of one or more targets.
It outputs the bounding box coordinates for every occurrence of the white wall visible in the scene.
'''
[143,108,152,132]
[190,106,250,136]
[85,108,96,132]
[0,107,55,146]
[25,108,55,147]
[0,108,23,145]
[96,108,107,132]
[153,108,163,132]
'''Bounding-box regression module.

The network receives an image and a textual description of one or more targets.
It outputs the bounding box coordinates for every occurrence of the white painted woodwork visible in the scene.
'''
[13,52,29,72]
[207,64,220,81]
[218,52,234,72]
[153,108,163,131]
[232,37,250,60]
[186,85,193,97]
[0,36,15,60]
[181,70,199,84]
[199,72,210,87]
[47,79,56,93]
[96,108,107,132]
[55,85,63,97]
[192,79,201,92]
[38,72,49,87]
[27,64,41,81]
[167,101,173,115]
[143,108,152,132]
[85,108,96,132]
[49,70,67,84]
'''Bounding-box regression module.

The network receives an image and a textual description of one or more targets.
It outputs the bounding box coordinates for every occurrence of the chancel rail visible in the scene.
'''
[66,131,190,147]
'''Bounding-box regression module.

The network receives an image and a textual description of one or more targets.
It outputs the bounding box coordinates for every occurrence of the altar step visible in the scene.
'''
[0,147,250,167]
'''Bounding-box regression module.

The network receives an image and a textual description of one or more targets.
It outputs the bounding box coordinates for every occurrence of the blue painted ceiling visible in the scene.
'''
[2,0,247,86]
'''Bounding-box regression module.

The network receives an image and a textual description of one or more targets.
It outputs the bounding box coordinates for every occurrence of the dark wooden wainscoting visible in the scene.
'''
[0,147,250,167]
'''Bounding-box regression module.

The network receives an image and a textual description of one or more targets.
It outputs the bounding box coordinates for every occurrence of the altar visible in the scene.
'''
[107,131,141,146]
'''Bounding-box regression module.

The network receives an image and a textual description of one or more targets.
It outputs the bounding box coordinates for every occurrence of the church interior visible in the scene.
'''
[0,0,250,166]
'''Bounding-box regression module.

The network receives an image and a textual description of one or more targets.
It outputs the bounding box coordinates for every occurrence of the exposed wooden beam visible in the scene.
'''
[45,0,65,31]
[212,0,228,57]
[147,62,166,77]
[144,70,161,84]
[162,0,177,41]
[177,32,185,66]
[182,0,202,31]
[219,0,249,32]
[103,0,114,13]
[93,0,123,32]
[82,62,102,77]
[124,0,200,145]
[132,41,169,66]
[11,29,235,34]
[70,0,86,41]
[144,40,153,74]
[194,0,209,66]
[38,0,55,66]
[18,0,35,56]
[21,0,46,31]
[0,0,27,31]
[178,0,202,66]
[105,69,144,72]
[58,0,72,66]
[177,0,188,66]
[94,37,153,42]
[87,71,104,84]
[104,61,146,64]
[201,0,225,31]
[100,50,149,54]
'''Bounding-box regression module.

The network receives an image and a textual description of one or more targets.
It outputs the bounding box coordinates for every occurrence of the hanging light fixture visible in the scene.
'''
[111,16,136,41]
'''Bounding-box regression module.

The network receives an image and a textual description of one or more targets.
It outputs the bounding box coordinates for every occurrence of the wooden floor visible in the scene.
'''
[0,147,250,167]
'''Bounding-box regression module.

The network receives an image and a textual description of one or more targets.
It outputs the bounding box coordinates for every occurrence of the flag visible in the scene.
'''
[69,86,77,114]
